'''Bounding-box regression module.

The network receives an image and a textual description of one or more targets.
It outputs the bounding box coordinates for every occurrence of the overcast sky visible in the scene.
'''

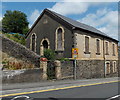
[1,1,119,41]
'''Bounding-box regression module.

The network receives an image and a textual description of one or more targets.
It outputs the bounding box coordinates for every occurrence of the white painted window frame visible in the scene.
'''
[55,26,65,51]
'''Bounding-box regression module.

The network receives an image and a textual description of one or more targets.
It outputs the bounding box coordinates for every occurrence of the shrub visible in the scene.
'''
[44,49,56,60]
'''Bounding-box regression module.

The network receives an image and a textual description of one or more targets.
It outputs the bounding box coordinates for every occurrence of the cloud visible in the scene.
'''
[78,8,118,40]
[49,2,90,16]
[29,9,41,28]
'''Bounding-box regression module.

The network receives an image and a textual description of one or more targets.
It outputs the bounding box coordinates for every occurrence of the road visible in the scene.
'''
[1,78,120,100]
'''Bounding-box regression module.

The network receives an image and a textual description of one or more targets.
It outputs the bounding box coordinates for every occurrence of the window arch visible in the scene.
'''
[55,26,64,51]
[30,33,37,52]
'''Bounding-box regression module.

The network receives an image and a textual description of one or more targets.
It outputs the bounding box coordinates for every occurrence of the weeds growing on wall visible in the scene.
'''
[3,33,25,45]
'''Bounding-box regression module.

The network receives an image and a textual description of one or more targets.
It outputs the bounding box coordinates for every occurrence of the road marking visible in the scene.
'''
[0,80,119,98]
[106,95,120,100]
[11,95,30,100]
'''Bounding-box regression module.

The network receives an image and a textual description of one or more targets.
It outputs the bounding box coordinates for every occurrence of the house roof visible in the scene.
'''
[26,8,118,42]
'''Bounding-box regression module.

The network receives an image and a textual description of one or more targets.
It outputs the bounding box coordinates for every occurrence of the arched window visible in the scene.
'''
[96,39,100,54]
[112,43,115,56]
[105,61,110,74]
[31,33,36,52]
[43,40,48,49]
[56,27,64,51]
[113,61,116,73]
[40,38,50,56]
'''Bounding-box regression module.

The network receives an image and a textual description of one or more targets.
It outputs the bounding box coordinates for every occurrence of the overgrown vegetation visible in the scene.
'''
[3,33,25,45]
[44,49,56,60]
[2,58,34,70]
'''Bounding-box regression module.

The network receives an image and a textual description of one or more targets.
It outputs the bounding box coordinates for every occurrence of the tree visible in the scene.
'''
[2,10,29,34]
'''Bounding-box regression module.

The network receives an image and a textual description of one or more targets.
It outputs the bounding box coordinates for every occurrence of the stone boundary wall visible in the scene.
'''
[76,60,118,79]
[76,60,105,79]
[1,35,40,67]
[61,60,74,79]
[2,68,43,83]
[60,60,118,80]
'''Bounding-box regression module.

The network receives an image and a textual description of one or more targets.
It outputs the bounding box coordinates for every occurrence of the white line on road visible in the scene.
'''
[106,95,120,100]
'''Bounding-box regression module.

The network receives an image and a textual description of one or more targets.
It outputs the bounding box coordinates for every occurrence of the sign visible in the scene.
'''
[72,48,78,58]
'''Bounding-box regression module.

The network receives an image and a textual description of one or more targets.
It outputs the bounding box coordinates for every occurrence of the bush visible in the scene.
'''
[44,49,56,60]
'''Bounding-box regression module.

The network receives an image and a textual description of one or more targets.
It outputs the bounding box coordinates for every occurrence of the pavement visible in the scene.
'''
[1,77,120,99]
[1,77,119,94]
[2,77,119,90]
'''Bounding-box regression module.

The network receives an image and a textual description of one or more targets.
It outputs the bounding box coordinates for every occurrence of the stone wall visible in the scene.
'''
[2,68,43,83]
[60,60,118,80]
[1,35,40,67]
[76,60,105,79]
[61,60,74,79]
[76,60,118,79]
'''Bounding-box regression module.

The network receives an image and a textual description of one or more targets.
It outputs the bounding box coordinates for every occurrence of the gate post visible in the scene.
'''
[54,60,61,79]
[40,58,47,80]
[42,61,47,80]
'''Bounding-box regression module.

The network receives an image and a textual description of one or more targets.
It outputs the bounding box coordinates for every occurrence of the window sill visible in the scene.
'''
[55,50,64,53]
[105,53,109,55]
[84,52,91,54]
[112,54,116,56]
[96,53,101,55]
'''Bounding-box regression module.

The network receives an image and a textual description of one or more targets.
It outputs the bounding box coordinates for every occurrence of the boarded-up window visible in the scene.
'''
[106,62,110,74]
[31,34,36,52]
[57,28,63,50]
[113,44,115,56]
[85,36,90,53]
[96,39,100,54]
[105,42,109,55]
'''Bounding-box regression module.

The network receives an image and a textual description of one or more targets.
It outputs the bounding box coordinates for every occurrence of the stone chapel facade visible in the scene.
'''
[26,9,119,77]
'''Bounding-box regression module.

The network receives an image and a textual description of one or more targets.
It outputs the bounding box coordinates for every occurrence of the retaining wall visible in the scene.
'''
[1,35,40,67]
[2,68,43,83]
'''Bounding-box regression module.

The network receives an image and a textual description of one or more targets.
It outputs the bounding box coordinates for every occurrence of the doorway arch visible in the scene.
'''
[40,38,50,56]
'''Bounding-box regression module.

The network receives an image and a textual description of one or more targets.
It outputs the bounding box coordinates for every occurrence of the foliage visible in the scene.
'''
[44,49,56,60]
[58,58,70,62]
[4,33,25,45]
[2,10,29,35]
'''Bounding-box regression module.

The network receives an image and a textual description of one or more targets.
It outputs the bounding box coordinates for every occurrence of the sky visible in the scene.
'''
[0,1,119,41]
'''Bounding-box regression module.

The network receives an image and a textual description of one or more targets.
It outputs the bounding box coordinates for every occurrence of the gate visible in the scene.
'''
[47,61,56,80]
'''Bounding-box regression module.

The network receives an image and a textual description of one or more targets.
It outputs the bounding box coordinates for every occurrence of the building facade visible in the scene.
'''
[26,9,118,77]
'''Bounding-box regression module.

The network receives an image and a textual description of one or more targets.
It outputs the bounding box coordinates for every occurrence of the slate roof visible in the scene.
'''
[26,8,118,42]
[46,9,118,42]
